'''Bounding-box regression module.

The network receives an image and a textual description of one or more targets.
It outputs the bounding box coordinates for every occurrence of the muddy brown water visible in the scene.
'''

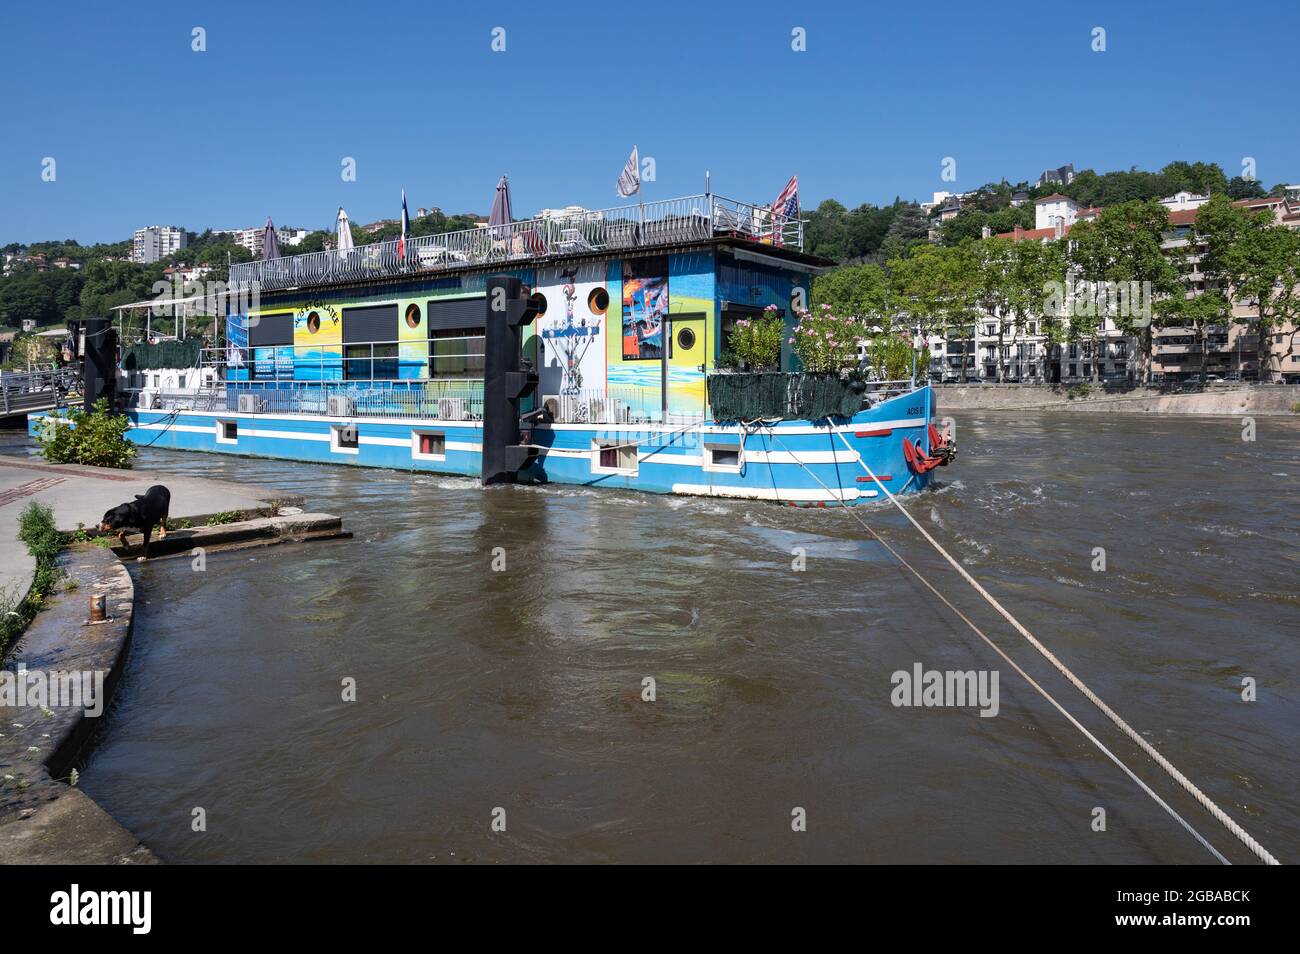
[6,413,1295,864]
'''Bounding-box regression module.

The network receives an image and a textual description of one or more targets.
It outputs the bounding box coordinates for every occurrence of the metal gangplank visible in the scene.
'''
[0,366,80,418]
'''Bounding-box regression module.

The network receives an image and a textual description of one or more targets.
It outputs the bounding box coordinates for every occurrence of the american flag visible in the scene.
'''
[771,175,799,246]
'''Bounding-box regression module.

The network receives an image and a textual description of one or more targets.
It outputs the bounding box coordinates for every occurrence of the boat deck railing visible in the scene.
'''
[229,194,804,293]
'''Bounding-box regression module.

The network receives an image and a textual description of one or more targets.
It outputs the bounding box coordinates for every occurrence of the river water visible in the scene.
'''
[14,413,1297,864]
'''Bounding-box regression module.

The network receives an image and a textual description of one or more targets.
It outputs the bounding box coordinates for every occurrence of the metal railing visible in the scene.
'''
[229,194,805,293]
[203,339,485,381]
[222,380,485,420]
[543,387,700,425]
[0,366,80,414]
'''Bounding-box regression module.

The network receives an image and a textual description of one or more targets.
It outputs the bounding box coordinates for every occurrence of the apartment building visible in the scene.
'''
[132,225,187,263]
[1152,196,1300,383]
[929,315,1132,384]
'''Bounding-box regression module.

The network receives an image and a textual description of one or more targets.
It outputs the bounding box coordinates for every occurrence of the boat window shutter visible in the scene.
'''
[426,297,487,334]
[248,313,294,347]
[342,304,399,344]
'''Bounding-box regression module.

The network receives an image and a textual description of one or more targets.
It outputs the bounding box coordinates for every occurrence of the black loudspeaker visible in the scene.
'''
[480,276,540,485]
[82,317,117,411]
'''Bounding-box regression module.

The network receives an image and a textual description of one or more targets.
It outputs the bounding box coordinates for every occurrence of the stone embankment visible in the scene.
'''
[934,383,1300,416]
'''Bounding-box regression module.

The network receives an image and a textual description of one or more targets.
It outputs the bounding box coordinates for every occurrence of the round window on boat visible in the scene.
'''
[530,292,548,318]
[405,303,422,328]
[587,287,609,315]
[306,311,321,334]
[677,327,696,351]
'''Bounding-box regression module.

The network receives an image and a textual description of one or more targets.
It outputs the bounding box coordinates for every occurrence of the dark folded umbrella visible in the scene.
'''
[262,217,280,260]
[488,176,512,236]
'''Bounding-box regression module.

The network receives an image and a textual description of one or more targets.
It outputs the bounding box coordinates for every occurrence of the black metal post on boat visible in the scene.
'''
[481,275,540,485]
[82,316,117,411]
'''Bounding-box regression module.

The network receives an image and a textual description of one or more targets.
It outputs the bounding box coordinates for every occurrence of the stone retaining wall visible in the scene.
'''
[934,384,1300,416]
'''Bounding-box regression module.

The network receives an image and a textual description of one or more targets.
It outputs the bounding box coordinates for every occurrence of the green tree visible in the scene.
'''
[888,244,979,379]
[1067,200,1182,382]
[79,259,164,319]
[804,199,851,261]
[878,205,931,261]
[1156,289,1231,379]
[967,238,1016,381]
[811,263,890,320]
[1226,177,1267,200]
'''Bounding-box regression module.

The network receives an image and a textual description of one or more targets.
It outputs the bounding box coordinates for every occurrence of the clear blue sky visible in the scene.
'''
[1,0,1294,245]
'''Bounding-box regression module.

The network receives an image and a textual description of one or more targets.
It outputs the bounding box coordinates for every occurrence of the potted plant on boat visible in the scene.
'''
[726,304,784,372]
[708,304,869,421]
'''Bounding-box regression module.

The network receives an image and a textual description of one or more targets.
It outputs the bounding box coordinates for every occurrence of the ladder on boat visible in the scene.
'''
[194,382,224,411]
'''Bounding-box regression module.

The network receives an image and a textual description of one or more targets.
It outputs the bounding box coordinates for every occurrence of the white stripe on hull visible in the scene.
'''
[670,483,874,502]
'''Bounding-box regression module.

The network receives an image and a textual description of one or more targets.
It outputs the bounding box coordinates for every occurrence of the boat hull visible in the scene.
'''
[30,387,942,505]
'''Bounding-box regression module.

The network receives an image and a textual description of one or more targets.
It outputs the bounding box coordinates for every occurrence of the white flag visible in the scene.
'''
[616,146,640,198]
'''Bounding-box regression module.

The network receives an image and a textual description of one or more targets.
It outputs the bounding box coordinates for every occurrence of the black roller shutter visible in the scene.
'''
[248,312,293,347]
[343,304,399,343]
[426,297,485,334]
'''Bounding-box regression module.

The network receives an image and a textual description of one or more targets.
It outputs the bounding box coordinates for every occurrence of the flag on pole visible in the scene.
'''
[771,175,799,246]
[398,189,410,259]
[616,146,640,198]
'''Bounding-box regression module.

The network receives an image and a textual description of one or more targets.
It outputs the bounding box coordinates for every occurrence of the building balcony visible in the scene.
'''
[229,194,805,293]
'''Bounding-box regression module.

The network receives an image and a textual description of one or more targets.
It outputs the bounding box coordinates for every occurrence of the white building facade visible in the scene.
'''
[132,225,187,263]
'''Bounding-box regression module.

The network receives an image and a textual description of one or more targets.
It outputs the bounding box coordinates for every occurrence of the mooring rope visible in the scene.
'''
[763,422,1279,865]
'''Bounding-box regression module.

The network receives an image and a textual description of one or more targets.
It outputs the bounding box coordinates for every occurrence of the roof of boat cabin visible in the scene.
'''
[247,236,835,307]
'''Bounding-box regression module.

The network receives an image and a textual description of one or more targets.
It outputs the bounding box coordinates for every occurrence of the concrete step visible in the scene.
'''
[103,512,350,560]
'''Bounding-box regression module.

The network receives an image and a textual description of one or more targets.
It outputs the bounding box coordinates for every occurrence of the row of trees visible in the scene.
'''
[803,161,1293,266]
[810,195,1300,383]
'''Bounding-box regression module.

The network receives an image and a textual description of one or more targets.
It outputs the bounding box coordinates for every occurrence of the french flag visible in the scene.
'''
[398,189,410,259]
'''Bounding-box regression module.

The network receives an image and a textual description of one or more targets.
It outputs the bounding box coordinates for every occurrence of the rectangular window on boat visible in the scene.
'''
[592,438,637,475]
[704,443,742,472]
[216,419,238,444]
[411,429,446,461]
[331,424,360,454]
[429,328,486,379]
[345,343,400,380]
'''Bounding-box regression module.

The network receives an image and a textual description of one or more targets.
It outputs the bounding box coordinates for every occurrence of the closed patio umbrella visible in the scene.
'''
[336,207,354,258]
[488,175,512,237]
[336,207,355,250]
[261,217,280,261]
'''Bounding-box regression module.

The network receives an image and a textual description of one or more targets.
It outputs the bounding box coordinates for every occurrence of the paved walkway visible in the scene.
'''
[0,455,298,602]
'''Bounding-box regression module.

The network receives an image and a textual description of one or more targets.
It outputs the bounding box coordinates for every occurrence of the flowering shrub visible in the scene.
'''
[790,304,866,374]
[727,304,784,370]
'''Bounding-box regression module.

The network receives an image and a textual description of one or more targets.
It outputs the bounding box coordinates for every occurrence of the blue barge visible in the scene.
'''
[44,191,951,504]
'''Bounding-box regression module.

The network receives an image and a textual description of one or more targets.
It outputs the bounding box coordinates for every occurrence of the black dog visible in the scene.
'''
[100,485,171,560]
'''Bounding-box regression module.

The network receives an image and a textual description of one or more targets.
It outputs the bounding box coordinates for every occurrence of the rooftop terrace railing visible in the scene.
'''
[229,194,804,293]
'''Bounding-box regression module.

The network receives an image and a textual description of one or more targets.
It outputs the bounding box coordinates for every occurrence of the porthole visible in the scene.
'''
[405,303,422,328]
[587,287,609,315]
[677,327,696,350]
[306,311,321,334]
[530,291,548,317]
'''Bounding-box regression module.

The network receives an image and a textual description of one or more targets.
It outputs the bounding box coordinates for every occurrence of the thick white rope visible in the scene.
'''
[765,422,1279,864]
